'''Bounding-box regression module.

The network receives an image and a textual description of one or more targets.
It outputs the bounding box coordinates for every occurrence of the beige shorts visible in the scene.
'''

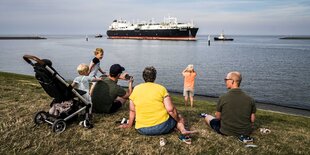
[183,88,194,97]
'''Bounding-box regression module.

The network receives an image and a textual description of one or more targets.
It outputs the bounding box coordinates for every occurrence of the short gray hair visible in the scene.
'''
[227,71,242,86]
[143,66,157,82]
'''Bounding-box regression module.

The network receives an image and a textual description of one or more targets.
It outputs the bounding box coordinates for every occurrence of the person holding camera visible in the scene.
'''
[182,64,197,107]
[91,64,133,114]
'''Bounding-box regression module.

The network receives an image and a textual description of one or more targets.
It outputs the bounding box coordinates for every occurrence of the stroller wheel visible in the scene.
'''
[34,111,48,125]
[52,119,66,133]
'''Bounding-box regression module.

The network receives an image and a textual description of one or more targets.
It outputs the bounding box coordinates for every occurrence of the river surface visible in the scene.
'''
[0,35,309,110]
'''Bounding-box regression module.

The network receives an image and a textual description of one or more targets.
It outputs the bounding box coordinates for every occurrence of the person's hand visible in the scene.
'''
[128,76,134,83]
[119,123,131,129]
[119,72,127,80]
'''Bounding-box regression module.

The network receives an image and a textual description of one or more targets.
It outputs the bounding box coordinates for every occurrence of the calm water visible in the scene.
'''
[0,35,310,110]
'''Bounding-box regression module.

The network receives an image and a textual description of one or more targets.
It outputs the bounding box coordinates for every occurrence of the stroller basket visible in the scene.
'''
[23,55,92,133]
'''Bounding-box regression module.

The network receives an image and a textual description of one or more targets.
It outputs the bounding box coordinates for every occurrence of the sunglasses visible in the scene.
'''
[224,78,233,81]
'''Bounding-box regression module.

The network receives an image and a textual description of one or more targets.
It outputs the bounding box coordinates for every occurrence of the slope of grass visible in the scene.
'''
[0,72,309,154]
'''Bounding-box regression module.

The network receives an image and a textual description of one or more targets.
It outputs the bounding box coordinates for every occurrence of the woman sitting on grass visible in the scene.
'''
[120,66,196,136]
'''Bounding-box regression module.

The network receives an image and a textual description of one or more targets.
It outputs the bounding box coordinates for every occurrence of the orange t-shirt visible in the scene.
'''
[183,71,197,89]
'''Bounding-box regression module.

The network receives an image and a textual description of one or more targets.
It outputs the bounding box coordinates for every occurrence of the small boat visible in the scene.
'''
[95,34,103,38]
[214,32,233,41]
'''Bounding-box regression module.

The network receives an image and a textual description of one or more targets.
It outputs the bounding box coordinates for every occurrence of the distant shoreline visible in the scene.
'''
[0,36,46,40]
[279,36,310,40]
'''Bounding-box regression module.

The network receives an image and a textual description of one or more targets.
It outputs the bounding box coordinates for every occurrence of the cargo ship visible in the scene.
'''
[106,17,199,41]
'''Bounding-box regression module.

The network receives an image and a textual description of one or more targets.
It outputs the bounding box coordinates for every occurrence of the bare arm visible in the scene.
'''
[182,69,187,76]
[88,62,95,75]
[251,113,255,123]
[250,113,255,128]
[163,96,180,122]
[71,82,76,88]
[121,77,133,99]
[89,83,95,96]
[99,68,105,74]
[91,77,103,82]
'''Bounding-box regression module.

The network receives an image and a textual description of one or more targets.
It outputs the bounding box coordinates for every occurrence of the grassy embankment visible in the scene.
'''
[0,72,309,154]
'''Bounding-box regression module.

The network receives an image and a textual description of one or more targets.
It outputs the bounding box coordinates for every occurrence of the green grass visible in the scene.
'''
[0,72,309,154]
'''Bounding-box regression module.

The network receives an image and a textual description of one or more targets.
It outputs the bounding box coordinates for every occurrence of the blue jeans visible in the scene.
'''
[210,119,225,135]
[137,117,177,135]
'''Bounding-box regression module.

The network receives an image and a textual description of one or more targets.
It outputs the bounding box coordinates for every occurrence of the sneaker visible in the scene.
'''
[179,135,192,145]
[82,120,93,129]
[120,118,127,124]
[238,135,253,143]
[115,118,128,124]
[199,113,207,118]
[159,138,166,146]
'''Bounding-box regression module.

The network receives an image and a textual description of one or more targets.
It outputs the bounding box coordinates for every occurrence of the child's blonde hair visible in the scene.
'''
[94,48,104,55]
[77,64,89,75]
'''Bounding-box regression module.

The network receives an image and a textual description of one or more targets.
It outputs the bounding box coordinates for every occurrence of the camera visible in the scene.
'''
[124,74,133,80]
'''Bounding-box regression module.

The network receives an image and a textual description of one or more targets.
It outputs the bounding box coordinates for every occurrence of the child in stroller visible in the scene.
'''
[23,55,93,133]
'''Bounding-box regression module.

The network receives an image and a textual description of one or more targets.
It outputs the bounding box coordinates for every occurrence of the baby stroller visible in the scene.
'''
[23,55,92,133]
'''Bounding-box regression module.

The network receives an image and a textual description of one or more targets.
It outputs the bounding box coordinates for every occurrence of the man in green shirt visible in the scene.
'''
[204,71,256,137]
[91,64,133,113]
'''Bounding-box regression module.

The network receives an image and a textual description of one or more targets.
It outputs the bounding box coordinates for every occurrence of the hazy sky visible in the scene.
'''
[1,0,310,35]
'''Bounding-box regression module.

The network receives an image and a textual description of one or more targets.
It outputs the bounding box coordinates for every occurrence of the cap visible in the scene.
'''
[110,64,125,76]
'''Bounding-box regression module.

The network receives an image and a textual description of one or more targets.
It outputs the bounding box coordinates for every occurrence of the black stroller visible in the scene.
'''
[23,55,92,133]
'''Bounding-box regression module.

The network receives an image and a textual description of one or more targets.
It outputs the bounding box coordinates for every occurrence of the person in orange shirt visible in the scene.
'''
[182,64,197,107]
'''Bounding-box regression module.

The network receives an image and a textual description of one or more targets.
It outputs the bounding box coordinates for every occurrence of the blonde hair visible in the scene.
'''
[94,48,104,55]
[77,64,89,75]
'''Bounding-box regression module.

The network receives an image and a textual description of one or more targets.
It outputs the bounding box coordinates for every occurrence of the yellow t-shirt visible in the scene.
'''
[129,82,169,129]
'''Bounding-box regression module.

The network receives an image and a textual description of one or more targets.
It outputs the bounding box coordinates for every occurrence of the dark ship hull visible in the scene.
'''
[107,28,199,41]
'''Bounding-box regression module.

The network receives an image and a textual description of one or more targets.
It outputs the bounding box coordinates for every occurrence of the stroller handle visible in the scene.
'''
[23,55,45,66]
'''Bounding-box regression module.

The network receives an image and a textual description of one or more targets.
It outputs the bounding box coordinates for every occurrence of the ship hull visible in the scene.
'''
[107,28,199,41]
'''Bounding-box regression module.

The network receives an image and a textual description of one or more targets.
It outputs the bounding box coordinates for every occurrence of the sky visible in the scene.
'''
[0,0,310,35]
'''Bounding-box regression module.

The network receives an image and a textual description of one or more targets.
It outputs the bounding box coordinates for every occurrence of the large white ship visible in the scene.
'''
[106,17,199,41]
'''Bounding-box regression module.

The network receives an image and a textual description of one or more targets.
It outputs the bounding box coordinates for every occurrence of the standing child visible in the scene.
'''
[72,64,102,114]
[88,48,105,78]
[182,64,197,107]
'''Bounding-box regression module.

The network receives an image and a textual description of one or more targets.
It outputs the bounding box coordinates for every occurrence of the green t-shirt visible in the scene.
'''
[91,78,126,113]
[217,88,256,136]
